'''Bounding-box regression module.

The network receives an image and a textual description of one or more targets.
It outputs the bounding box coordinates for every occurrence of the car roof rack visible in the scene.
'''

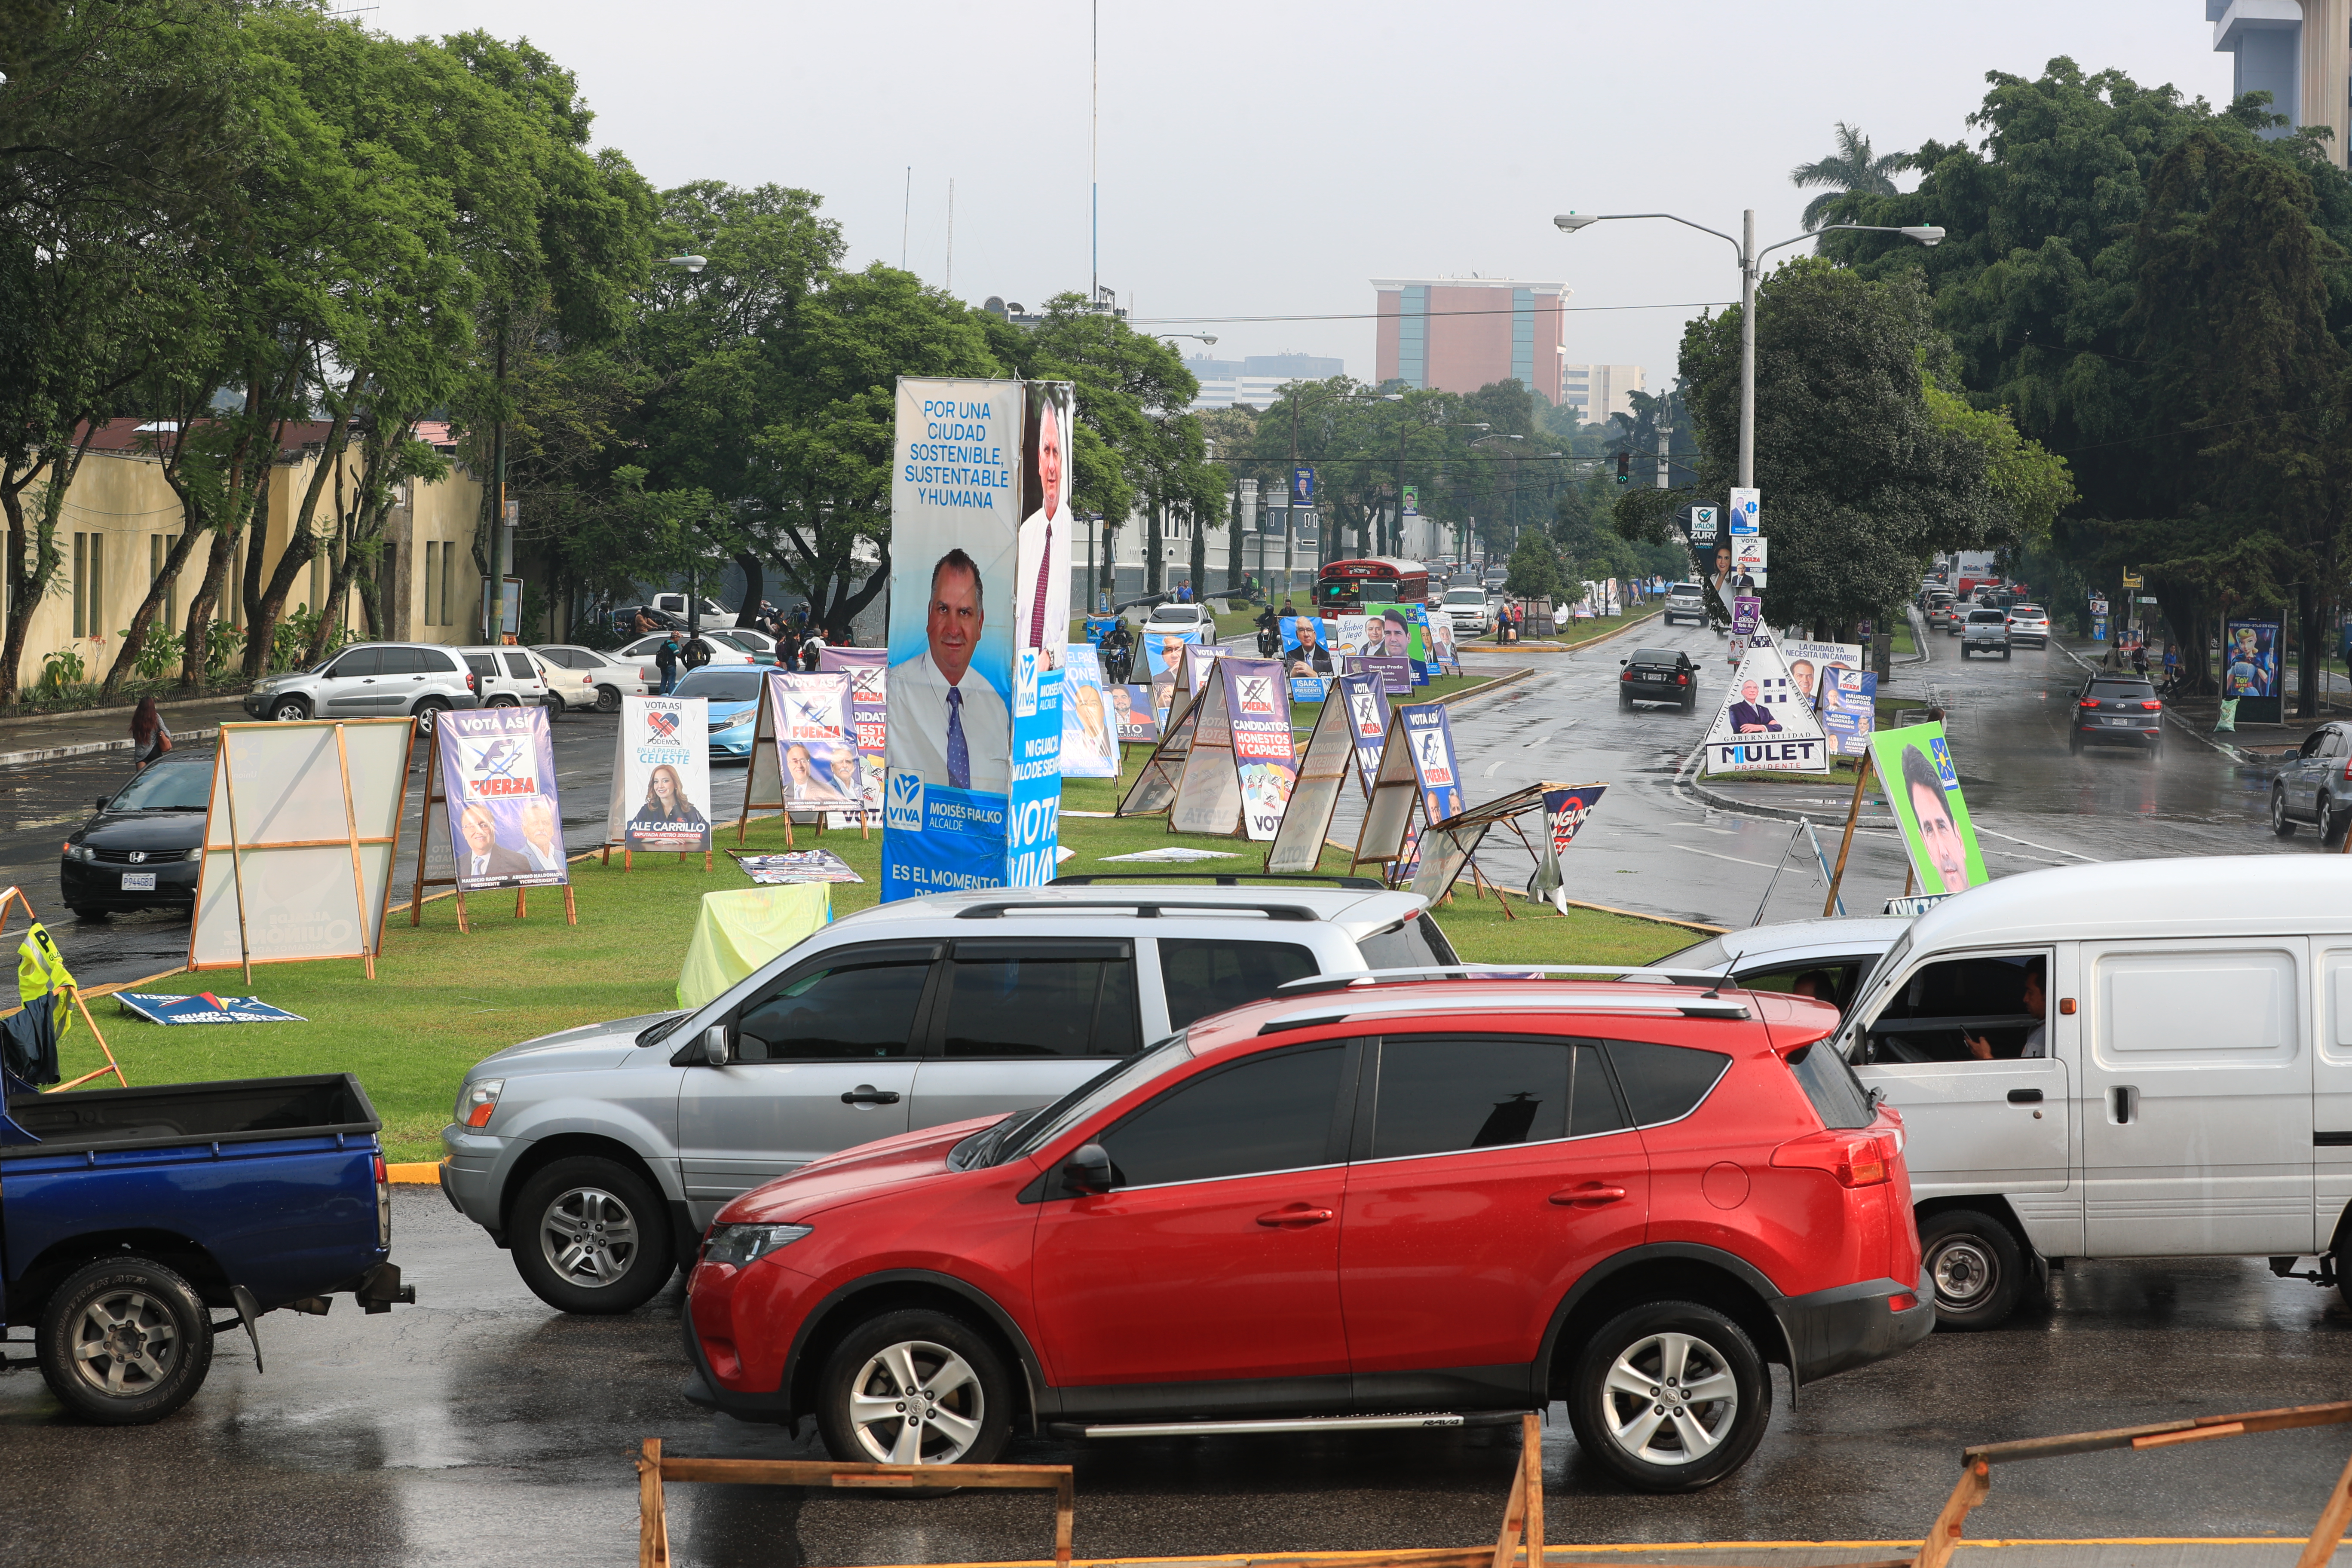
[956,896,1318,921]
[1276,964,1732,998]
[1052,872,1389,891]
[1255,989,1751,1032]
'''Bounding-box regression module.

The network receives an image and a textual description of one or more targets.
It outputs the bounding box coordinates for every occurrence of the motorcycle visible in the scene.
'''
[1101,634,1135,686]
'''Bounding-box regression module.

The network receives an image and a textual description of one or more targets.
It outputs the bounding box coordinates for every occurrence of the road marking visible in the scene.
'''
[1974,824,2101,863]
[1678,845,1787,870]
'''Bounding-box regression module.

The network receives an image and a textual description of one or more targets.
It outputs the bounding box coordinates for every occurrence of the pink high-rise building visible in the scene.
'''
[1372,278,1569,403]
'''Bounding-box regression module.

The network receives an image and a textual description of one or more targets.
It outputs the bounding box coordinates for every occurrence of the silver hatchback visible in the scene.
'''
[244,642,483,730]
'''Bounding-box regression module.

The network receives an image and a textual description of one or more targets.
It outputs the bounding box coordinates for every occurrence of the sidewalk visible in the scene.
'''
[0,694,252,766]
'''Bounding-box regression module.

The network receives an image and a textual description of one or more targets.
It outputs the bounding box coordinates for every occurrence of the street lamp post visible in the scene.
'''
[1551,213,1943,487]
[661,254,711,642]
[1468,432,1524,564]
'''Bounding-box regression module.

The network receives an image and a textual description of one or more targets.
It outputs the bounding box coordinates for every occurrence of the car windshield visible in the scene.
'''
[1154,605,1201,622]
[1443,588,1485,604]
[992,1031,1195,1164]
[108,762,211,811]
[676,669,765,701]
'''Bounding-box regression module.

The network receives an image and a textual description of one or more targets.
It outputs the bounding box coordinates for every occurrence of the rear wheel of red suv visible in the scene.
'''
[1567,1301,1769,1492]
[817,1309,1013,1468]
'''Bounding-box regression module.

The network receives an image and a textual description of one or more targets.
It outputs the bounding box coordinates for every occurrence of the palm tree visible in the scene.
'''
[1789,123,1912,230]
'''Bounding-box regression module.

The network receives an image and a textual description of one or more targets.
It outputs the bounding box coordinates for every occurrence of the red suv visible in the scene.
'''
[681,977,1930,1492]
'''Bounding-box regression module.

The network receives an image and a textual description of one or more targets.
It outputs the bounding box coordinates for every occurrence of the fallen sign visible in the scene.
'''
[115,992,305,1025]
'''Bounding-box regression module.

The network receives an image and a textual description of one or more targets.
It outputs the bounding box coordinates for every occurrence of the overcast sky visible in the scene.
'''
[380,0,2233,397]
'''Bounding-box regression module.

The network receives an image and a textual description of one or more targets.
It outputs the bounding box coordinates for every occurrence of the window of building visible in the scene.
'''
[441,543,456,627]
[308,539,325,612]
[424,542,439,627]
[70,532,103,640]
[1398,285,1428,390]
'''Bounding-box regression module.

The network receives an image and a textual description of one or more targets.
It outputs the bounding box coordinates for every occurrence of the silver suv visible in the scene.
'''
[439,881,1455,1313]
[1663,582,1708,625]
[245,642,483,730]
[1960,608,2011,660]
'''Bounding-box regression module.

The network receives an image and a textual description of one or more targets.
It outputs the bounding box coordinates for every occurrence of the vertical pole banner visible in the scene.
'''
[818,646,888,827]
[608,696,714,851]
[1819,667,1877,757]
[885,376,1048,900]
[440,705,568,889]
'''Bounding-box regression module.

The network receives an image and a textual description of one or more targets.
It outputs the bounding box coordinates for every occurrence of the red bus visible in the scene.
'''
[1315,557,1430,611]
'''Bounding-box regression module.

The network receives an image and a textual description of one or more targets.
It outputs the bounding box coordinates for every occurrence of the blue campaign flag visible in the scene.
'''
[116,993,306,1025]
[1291,468,1315,508]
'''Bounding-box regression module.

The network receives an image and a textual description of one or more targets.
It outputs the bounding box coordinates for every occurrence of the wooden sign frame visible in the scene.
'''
[1113,683,1206,818]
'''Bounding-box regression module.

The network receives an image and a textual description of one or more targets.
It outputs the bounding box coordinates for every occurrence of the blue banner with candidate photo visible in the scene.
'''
[438,704,567,892]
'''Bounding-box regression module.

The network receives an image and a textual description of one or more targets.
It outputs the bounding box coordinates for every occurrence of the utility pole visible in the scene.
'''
[1287,394,1301,594]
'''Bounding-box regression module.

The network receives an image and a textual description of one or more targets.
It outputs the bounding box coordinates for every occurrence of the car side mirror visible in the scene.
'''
[1618,657,1628,666]
[701,1025,729,1066]
[1060,1142,1114,1196]
[93,796,110,811]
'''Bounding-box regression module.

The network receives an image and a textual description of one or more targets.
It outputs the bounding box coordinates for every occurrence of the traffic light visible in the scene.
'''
[1615,452,1630,485]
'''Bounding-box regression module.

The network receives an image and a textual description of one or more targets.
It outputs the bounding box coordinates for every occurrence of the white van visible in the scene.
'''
[1829,857,2352,1328]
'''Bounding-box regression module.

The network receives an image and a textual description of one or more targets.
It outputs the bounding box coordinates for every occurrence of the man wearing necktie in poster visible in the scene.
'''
[1017,383,1074,674]
[885,550,1011,792]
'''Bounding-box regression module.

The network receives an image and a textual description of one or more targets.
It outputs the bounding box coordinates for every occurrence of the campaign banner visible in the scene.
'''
[1423,608,1461,676]
[1144,623,1204,722]
[1700,641,1829,775]
[1871,720,1987,895]
[116,992,306,1025]
[1222,658,1298,841]
[1109,683,1158,743]
[1060,642,1119,778]
[1399,701,1465,825]
[732,849,863,885]
[769,670,859,809]
[1732,534,1768,588]
[1528,782,1608,914]
[818,646,888,825]
[1338,671,1390,794]
[439,704,568,891]
[1332,612,1375,659]
[1347,653,1413,697]
[2224,620,2279,699]
[1181,640,1227,700]
[882,375,1062,899]
[1731,595,1761,638]
[1781,640,1864,709]
[612,695,713,852]
[1728,486,1760,536]
[1820,667,1878,758]
[1363,603,1425,663]
[1281,616,1336,677]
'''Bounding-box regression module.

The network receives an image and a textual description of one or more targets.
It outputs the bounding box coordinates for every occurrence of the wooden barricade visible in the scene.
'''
[0,885,128,1093]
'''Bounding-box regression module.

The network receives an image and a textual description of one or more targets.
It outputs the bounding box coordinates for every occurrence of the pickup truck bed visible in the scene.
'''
[1,1072,413,1424]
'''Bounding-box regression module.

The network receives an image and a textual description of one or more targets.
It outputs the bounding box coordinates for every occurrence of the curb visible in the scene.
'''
[388,1161,440,1183]
[0,691,254,735]
[0,726,224,768]
[1435,667,1538,707]
[2052,640,2251,763]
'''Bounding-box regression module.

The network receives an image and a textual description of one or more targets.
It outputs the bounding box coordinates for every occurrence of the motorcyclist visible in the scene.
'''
[1254,603,1280,657]
[1101,621,1135,685]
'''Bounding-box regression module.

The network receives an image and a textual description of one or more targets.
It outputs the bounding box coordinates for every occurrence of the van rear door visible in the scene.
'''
[2077,939,2311,1256]
[2306,945,2352,1253]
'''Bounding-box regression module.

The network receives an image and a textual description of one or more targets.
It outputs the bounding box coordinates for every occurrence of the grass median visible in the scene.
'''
[47,785,1691,1162]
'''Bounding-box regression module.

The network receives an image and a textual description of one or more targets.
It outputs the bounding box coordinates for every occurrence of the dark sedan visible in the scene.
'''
[60,755,211,917]
[2070,674,2163,760]
[1619,646,1698,710]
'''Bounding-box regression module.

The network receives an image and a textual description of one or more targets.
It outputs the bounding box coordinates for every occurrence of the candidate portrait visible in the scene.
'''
[1725,680,1781,735]
[887,548,1011,793]
[1015,385,1074,674]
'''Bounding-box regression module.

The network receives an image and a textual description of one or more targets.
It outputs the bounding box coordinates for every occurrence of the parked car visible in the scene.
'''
[2272,720,2352,841]
[1959,609,2011,659]
[243,642,481,731]
[1663,582,1709,626]
[1820,856,2352,1329]
[1440,585,1490,639]
[679,971,1929,1489]
[1619,646,1698,710]
[707,627,783,665]
[1,1070,413,1423]
[439,883,1457,1316]
[456,646,557,717]
[652,592,731,622]
[616,631,758,669]
[2005,604,2051,646]
[533,643,653,713]
[2071,674,2163,760]
[59,753,212,918]
[677,665,768,761]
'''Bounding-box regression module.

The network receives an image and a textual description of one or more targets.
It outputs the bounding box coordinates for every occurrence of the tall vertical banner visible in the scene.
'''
[1820,667,1878,758]
[608,696,714,851]
[1781,640,1863,710]
[1341,671,1390,792]
[1225,659,1298,840]
[883,376,1062,899]
[1870,720,1987,895]
[439,706,568,889]
[1059,642,1119,778]
[1266,687,1360,874]
[768,671,860,811]
[818,646,888,827]
[1401,702,1465,824]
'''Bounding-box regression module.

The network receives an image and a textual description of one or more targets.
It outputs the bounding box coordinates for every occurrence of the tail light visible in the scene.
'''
[2140,700,2161,710]
[2079,699,2099,709]
[375,1155,391,1246]
[467,672,480,695]
[1676,673,1689,685]
[1771,1127,1896,1188]
[1620,671,1633,682]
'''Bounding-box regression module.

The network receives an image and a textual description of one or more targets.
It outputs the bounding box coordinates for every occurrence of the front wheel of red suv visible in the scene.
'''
[817,1309,1013,1469]
[1567,1301,1769,1492]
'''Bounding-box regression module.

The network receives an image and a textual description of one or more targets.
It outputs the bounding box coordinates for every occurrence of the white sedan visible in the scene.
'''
[533,644,656,712]
[614,631,759,669]
[1139,601,1213,640]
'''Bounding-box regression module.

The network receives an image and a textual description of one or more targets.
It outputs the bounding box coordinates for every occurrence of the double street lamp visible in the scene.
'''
[1550,211,1945,487]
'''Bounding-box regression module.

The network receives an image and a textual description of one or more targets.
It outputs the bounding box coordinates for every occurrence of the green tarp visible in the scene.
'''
[677,884,831,1009]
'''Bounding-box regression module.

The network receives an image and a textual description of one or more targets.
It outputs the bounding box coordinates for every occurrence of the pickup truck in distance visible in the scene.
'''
[1,1071,415,1424]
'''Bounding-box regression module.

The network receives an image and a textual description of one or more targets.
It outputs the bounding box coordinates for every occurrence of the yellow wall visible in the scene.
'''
[33,443,483,684]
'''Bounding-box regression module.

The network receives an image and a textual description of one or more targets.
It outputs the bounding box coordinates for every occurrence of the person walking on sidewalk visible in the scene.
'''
[130,696,172,770]
[655,632,681,695]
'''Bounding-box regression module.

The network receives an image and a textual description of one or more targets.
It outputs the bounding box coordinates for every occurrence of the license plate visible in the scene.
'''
[2106,716,2134,726]
[121,872,156,890]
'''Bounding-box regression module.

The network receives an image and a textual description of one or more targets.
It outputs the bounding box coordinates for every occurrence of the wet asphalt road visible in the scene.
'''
[0,711,757,989]
[6,1189,2352,1566]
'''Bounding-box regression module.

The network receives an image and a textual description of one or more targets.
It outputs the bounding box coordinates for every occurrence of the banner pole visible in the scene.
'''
[331,723,375,980]
[411,726,440,926]
[1823,755,1872,918]
[219,734,254,987]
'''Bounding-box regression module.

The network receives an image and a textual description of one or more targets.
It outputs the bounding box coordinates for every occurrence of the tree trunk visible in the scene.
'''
[2297,580,2322,720]
[1146,497,1164,595]
[1226,487,1242,592]
[0,431,87,707]
[180,524,239,689]
[104,521,209,698]
[1188,508,1207,600]
[732,548,764,626]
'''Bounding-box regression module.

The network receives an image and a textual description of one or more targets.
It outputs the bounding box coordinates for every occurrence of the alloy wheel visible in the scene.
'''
[844,1339,989,1464]
[1596,1330,1740,1468]
[67,1287,180,1398]
[538,1185,640,1288]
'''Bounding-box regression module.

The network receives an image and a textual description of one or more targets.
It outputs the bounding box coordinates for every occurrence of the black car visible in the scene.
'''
[60,754,211,917]
[2070,674,2163,760]
[1619,646,1698,710]
[2272,721,2352,843]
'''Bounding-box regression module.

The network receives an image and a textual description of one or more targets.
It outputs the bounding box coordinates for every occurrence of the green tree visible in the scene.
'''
[1789,122,1913,230]
[1503,529,1565,602]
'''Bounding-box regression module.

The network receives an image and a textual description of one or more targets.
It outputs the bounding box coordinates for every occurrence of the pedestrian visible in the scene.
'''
[800,627,828,671]
[130,695,172,770]
[631,607,657,637]
[655,631,681,695]
[2132,643,2149,678]
[683,635,714,672]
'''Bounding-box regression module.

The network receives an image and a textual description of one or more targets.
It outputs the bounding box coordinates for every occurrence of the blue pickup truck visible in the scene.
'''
[1,1069,415,1424]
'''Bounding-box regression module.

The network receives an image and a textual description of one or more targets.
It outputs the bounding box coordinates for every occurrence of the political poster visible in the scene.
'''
[116,992,307,1025]
[1700,641,1829,775]
[1820,667,1878,758]
[818,646,888,826]
[1363,602,1425,663]
[1728,487,1760,535]
[1732,535,1768,588]
[1870,720,1987,895]
[1281,616,1335,703]
[768,670,859,809]
[1182,640,1226,701]
[1731,596,1761,638]
[1109,683,1158,743]
[610,695,713,852]
[1145,624,1204,722]
[1545,784,1605,858]
[1340,671,1390,793]
[1347,653,1414,697]
[1225,659,1299,841]
[439,704,568,891]
[1333,612,1376,659]
[882,375,1062,900]
[1423,609,1461,676]
[1265,683,1362,874]
[1402,701,1466,825]
[1059,642,1119,778]
[1782,640,1864,710]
